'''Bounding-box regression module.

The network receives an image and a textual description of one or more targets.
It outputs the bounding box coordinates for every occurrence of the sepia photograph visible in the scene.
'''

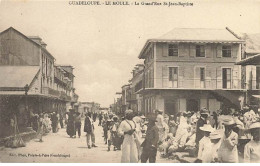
[0,0,260,163]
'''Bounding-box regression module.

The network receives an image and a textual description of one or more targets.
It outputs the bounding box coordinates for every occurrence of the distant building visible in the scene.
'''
[78,102,101,115]
[126,64,144,113]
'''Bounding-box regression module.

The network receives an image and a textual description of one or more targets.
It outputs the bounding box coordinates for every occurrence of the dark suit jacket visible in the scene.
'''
[84,117,93,133]
[141,124,159,150]
[195,117,207,144]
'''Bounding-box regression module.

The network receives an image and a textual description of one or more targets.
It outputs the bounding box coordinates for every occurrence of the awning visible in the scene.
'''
[210,90,241,109]
[236,54,260,66]
[0,66,40,89]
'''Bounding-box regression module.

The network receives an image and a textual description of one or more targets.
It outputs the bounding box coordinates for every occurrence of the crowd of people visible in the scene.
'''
[29,111,65,142]
[94,106,260,163]
[19,105,260,163]
[155,107,260,163]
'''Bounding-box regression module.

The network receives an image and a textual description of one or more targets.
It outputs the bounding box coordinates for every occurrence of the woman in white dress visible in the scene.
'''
[118,110,140,163]
[244,122,260,163]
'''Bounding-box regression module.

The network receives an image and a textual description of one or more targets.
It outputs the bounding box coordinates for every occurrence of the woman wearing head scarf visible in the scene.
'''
[244,122,260,163]
[218,117,239,163]
[118,109,139,163]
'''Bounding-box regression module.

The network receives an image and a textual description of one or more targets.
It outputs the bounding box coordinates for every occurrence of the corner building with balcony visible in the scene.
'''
[138,28,246,116]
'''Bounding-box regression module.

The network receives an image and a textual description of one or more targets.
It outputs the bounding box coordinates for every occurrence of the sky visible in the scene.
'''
[0,0,260,107]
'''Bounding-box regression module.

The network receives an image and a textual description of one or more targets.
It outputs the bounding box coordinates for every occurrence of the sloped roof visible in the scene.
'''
[0,27,55,60]
[139,28,244,59]
[156,28,242,42]
[0,66,39,88]
[236,54,260,66]
[240,33,260,54]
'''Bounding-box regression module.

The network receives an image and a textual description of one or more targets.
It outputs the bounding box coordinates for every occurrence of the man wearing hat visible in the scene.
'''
[84,112,97,149]
[218,117,238,163]
[244,122,260,163]
[196,124,215,163]
[141,115,159,163]
[195,108,209,148]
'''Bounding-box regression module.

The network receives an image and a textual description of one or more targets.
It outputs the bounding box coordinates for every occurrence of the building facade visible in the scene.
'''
[137,28,248,116]
[0,27,78,137]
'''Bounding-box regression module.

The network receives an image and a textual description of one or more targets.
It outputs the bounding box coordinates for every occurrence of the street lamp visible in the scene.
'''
[24,84,29,126]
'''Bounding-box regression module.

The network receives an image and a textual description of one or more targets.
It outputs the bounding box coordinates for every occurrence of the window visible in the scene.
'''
[168,44,178,56]
[222,68,231,89]
[169,67,178,88]
[222,45,232,57]
[200,68,205,88]
[196,45,205,57]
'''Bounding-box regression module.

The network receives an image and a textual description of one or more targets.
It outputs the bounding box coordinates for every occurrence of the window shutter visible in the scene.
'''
[178,43,184,57]
[233,66,239,89]
[194,67,200,88]
[195,67,200,78]
[216,68,222,89]
[190,44,195,57]
[206,44,212,58]
[216,44,222,58]
[162,43,168,57]
[162,66,169,87]
[252,66,257,89]
[179,66,184,88]
[205,68,212,88]
[232,44,238,58]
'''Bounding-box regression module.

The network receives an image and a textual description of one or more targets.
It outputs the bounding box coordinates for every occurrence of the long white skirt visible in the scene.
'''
[121,134,138,163]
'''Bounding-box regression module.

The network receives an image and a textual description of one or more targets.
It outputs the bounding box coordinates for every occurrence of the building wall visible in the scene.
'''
[28,71,41,94]
[154,42,242,89]
[0,28,40,66]
[155,42,241,62]
[150,93,221,115]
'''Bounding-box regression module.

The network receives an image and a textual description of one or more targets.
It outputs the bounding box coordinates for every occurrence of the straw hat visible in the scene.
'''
[209,130,223,139]
[155,109,163,113]
[222,117,236,126]
[140,115,146,119]
[113,116,118,121]
[249,122,260,130]
[125,109,133,115]
[200,108,209,115]
[200,124,215,132]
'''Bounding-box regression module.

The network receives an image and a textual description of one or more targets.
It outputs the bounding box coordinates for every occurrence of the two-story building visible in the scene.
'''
[137,28,246,116]
[0,27,78,137]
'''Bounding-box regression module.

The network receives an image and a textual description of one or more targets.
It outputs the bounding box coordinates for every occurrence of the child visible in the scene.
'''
[196,124,215,163]
[244,122,260,163]
[209,130,223,162]
[218,117,239,163]
[111,116,122,151]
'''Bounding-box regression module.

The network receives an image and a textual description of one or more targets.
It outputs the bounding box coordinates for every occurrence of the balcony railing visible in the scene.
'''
[126,94,137,102]
[42,87,71,101]
[158,78,244,89]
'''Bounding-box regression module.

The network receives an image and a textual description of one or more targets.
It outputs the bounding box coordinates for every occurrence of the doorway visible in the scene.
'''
[164,99,178,116]
[186,99,199,112]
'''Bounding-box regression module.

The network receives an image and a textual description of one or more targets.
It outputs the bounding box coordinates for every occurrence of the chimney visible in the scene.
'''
[41,41,47,48]
[28,36,42,45]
